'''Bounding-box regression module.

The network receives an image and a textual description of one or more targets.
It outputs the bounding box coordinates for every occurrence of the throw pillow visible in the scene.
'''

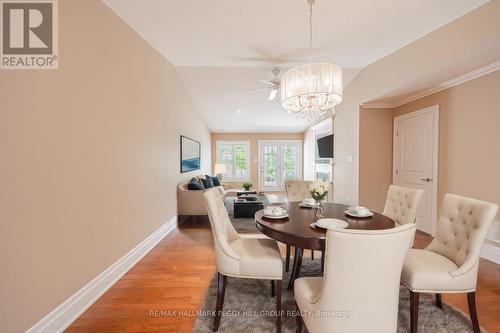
[201,177,214,188]
[206,174,221,186]
[188,178,205,190]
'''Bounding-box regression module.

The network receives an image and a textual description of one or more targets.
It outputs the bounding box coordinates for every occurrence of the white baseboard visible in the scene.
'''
[26,216,178,333]
[481,243,500,265]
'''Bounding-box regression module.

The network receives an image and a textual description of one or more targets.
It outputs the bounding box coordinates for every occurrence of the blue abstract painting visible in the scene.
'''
[180,136,201,173]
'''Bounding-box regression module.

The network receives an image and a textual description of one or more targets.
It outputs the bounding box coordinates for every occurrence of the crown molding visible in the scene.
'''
[361,60,500,109]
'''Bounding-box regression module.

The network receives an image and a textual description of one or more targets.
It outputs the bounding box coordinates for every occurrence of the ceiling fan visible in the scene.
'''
[243,67,281,101]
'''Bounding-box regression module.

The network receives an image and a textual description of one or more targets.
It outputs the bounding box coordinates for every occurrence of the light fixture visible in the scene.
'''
[280,0,343,120]
[281,63,343,120]
[214,163,227,181]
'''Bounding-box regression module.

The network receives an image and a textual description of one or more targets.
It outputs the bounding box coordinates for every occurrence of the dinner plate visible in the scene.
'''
[345,210,374,217]
[299,203,316,208]
[314,218,348,230]
[264,214,289,219]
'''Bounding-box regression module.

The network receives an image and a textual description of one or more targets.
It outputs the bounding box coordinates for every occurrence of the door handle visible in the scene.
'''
[420,177,432,182]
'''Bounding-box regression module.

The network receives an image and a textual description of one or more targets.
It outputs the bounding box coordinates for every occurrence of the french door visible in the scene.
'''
[259,141,302,192]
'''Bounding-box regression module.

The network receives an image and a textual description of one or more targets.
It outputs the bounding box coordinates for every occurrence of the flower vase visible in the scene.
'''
[315,200,324,218]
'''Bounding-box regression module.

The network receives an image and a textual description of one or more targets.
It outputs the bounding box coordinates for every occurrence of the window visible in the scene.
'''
[216,141,250,181]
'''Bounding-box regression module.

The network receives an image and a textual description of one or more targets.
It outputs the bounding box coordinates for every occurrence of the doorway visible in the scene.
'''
[393,105,439,235]
[259,141,302,192]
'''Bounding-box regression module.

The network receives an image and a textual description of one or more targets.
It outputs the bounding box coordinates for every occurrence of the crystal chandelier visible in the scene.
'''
[280,0,343,120]
[281,63,343,120]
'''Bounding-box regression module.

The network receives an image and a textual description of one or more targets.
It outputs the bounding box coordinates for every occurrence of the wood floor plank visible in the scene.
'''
[65,222,500,332]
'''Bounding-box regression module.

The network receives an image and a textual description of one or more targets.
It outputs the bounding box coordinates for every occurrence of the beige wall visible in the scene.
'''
[211,133,303,190]
[333,0,500,206]
[0,1,211,332]
[359,108,394,212]
[359,70,500,221]
[394,70,500,220]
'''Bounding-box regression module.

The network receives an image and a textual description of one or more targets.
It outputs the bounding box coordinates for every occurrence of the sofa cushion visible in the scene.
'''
[201,177,214,188]
[188,178,205,190]
[206,175,221,186]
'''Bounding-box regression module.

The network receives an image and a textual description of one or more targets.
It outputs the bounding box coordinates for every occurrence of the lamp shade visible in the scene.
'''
[280,63,343,120]
[214,163,227,175]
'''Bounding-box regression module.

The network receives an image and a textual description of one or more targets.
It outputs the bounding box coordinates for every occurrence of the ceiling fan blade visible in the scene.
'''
[241,87,269,95]
[259,79,278,87]
[268,88,278,101]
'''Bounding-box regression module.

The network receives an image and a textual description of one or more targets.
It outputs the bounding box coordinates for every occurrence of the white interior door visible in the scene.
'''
[259,141,302,192]
[394,106,439,235]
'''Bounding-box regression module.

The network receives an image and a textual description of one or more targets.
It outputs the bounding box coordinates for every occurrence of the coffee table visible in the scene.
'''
[233,196,264,218]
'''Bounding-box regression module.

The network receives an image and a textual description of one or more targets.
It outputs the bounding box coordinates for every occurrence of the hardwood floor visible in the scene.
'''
[66,222,500,333]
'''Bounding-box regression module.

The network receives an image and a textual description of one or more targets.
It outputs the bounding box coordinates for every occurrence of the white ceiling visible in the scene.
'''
[103,0,488,132]
[176,66,360,133]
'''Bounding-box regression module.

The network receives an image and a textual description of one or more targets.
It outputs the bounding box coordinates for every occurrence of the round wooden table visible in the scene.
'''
[255,202,395,290]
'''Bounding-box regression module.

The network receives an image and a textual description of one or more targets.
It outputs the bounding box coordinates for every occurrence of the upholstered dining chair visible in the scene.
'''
[204,190,284,332]
[284,180,313,202]
[284,180,317,270]
[383,185,424,226]
[295,224,416,333]
[401,193,498,333]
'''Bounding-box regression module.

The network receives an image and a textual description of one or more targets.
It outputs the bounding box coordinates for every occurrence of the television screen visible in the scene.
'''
[317,134,333,158]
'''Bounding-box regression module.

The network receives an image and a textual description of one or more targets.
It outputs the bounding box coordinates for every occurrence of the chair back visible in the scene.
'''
[204,190,241,275]
[426,193,497,275]
[315,225,416,333]
[383,185,423,226]
[284,180,313,202]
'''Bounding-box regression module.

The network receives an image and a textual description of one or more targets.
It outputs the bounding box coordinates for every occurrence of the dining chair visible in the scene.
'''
[284,180,317,271]
[401,193,498,333]
[383,185,424,226]
[204,190,284,332]
[295,224,416,333]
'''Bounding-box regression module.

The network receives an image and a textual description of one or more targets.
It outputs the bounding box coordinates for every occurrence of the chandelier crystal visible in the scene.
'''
[280,63,343,120]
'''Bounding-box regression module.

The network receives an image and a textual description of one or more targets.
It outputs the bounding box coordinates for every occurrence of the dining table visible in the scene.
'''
[255,202,396,290]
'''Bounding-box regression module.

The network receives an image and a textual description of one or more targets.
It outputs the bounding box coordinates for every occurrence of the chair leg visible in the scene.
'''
[276,280,282,333]
[467,292,481,333]
[213,272,227,332]
[410,290,419,333]
[311,250,314,260]
[285,245,291,272]
[435,293,443,309]
[271,280,275,297]
[296,305,303,333]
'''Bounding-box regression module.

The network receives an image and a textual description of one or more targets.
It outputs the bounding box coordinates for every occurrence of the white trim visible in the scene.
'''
[215,140,251,182]
[481,243,500,265]
[361,60,500,109]
[311,118,332,133]
[393,105,439,236]
[360,103,394,109]
[258,140,303,192]
[26,217,178,333]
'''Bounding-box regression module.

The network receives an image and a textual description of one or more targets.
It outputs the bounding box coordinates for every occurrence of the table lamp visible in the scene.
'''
[214,163,227,181]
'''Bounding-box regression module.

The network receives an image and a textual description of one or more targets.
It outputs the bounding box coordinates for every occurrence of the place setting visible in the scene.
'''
[309,218,349,230]
[262,206,289,220]
[298,197,317,208]
[344,205,374,218]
